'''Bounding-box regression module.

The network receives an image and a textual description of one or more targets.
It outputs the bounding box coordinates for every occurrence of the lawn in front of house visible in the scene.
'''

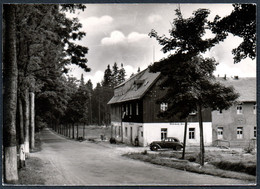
[123,147,256,182]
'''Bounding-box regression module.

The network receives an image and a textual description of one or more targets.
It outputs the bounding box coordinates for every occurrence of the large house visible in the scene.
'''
[212,77,256,148]
[108,68,212,147]
[108,68,256,148]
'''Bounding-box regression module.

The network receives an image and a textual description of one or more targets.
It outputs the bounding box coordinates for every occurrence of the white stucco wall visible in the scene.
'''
[142,122,212,147]
[111,121,212,147]
[122,122,143,145]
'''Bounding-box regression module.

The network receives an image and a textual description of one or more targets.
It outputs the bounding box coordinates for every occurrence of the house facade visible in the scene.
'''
[212,77,256,148]
[108,68,212,147]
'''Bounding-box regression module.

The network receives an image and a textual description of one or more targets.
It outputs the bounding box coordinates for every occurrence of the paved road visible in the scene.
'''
[32,128,253,186]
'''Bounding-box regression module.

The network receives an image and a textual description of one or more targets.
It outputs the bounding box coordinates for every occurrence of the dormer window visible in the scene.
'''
[237,104,243,114]
[134,79,144,90]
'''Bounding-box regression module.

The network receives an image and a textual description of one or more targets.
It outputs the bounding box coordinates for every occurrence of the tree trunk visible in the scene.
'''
[69,124,70,138]
[24,88,30,155]
[18,97,26,168]
[198,104,205,166]
[89,94,92,125]
[98,97,101,126]
[121,106,124,143]
[83,123,85,139]
[181,118,188,159]
[29,91,35,149]
[77,124,79,139]
[72,124,75,139]
[3,4,19,183]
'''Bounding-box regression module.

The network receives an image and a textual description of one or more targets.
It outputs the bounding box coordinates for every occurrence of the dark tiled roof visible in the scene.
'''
[216,77,256,102]
[108,68,160,104]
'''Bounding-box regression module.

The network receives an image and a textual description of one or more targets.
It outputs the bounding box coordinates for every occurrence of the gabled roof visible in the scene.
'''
[108,68,161,104]
[216,77,256,102]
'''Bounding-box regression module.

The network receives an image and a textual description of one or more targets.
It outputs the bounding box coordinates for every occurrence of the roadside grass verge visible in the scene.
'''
[18,132,45,185]
[154,151,256,176]
[18,156,46,185]
[123,152,256,182]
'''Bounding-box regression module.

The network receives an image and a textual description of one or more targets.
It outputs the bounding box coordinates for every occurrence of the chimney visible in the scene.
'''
[234,76,239,80]
[224,74,226,80]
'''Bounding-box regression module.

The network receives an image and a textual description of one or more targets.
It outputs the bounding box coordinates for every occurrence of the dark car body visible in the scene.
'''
[150,137,183,151]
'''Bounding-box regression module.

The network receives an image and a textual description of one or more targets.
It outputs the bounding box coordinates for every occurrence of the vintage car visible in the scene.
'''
[150,137,183,151]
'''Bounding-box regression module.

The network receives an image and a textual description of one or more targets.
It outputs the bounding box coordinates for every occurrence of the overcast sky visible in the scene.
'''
[66,3,256,87]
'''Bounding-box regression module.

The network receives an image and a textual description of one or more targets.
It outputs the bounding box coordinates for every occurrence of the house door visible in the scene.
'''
[130,127,133,143]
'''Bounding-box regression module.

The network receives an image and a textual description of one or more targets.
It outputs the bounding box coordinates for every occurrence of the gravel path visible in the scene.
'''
[30,128,254,186]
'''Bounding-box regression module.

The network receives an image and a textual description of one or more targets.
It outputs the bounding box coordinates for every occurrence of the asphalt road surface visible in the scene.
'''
[32,128,253,186]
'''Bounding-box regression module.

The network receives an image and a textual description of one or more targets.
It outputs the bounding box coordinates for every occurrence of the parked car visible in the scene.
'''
[150,137,183,151]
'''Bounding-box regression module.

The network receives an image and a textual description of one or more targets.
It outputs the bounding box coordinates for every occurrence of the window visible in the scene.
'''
[125,127,128,137]
[141,131,143,137]
[189,128,195,139]
[160,103,168,112]
[254,126,256,138]
[237,104,243,114]
[237,127,243,139]
[129,104,132,115]
[136,103,139,115]
[253,103,256,114]
[119,126,121,136]
[126,104,128,115]
[217,127,223,139]
[161,128,167,140]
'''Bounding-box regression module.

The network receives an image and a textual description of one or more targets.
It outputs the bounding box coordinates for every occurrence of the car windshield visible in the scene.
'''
[163,138,179,142]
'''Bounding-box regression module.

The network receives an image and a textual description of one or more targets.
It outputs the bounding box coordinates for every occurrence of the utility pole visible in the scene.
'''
[182,117,188,159]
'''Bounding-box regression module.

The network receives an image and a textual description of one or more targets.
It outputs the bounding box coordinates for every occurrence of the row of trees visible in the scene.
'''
[3,4,90,183]
[62,62,126,128]
[149,4,256,165]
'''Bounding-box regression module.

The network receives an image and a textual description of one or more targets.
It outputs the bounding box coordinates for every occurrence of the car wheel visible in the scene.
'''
[151,145,158,151]
[175,146,181,151]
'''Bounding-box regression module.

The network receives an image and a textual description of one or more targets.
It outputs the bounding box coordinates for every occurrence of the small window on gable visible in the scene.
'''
[160,103,168,112]
[254,126,256,138]
[237,104,243,114]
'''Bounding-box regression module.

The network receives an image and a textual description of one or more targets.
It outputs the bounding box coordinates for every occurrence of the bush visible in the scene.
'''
[212,161,256,176]
[188,156,196,162]
[109,137,116,144]
[244,146,254,153]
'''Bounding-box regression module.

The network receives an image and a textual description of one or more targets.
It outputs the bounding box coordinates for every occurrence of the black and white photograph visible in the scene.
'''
[2,2,257,186]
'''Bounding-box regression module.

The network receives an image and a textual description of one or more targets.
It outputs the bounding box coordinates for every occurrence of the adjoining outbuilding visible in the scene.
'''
[212,76,256,148]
